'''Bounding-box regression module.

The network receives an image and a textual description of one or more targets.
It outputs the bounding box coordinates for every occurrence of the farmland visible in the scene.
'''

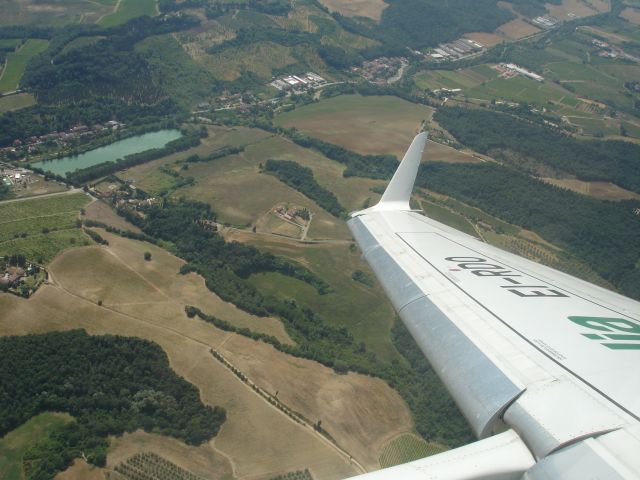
[0,192,92,264]
[0,93,35,113]
[0,39,49,93]
[318,0,387,20]
[0,229,415,478]
[413,24,640,139]
[0,0,112,26]
[275,95,433,159]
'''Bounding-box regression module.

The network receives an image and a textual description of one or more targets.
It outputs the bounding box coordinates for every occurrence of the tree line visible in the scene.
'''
[435,106,640,194]
[264,159,346,217]
[0,330,226,479]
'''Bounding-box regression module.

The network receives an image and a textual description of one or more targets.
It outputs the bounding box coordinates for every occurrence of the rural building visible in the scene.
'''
[501,63,544,82]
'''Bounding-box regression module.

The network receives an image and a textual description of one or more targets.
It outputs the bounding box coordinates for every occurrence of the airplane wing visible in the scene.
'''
[346,133,640,479]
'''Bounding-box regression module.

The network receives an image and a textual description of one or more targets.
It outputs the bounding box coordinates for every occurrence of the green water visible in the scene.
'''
[32,129,182,177]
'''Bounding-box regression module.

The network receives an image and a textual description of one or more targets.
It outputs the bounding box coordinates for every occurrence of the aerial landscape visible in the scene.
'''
[0,0,639,478]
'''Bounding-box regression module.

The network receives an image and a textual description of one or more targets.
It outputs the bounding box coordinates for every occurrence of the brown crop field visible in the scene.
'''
[463,32,504,47]
[620,7,640,24]
[541,178,640,201]
[424,141,481,164]
[220,334,413,470]
[546,0,603,19]
[275,95,433,159]
[317,0,387,21]
[496,18,540,40]
[0,230,414,478]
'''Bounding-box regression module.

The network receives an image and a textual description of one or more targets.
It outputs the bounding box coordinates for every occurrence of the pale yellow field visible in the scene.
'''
[545,0,601,19]
[83,199,143,233]
[317,0,387,21]
[424,141,481,164]
[275,95,433,159]
[220,334,413,470]
[541,177,640,201]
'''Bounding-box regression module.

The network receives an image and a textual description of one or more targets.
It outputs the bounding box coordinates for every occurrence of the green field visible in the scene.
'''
[0,39,21,49]
[0,413,72,480]
[0,39,49,93]
[0,93,35,113]
[379,434,447,468]
[99,0,157,27]
[466,76,566,105]
[275,95,432,159]
[0,193,92,263]
[414,65,498,92]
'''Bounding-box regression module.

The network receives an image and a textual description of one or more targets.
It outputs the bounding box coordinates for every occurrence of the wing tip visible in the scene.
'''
[352,131,427,216]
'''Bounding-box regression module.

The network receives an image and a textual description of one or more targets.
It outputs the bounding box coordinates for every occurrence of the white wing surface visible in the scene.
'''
[346,133,640,479]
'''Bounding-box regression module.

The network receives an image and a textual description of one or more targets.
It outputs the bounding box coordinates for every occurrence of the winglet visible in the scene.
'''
[353,132,427,216]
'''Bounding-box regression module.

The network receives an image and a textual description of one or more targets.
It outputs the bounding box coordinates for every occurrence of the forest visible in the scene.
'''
[22,15,200,105]
[0,98,179,148]
[419,162,640,300]
[435,107,640,194]
[264,159,345,217]
[380,0,513,48]
[0,330,226,479]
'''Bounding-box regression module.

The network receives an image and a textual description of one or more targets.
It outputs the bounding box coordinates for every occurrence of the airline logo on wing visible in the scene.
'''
[570,316,640,351]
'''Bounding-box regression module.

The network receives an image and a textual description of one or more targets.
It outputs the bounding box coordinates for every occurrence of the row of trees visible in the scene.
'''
[264,159,346,217]
[0,330,226,479]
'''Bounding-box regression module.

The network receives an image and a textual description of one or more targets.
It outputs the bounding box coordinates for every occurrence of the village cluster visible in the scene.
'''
[351,57,408,84]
